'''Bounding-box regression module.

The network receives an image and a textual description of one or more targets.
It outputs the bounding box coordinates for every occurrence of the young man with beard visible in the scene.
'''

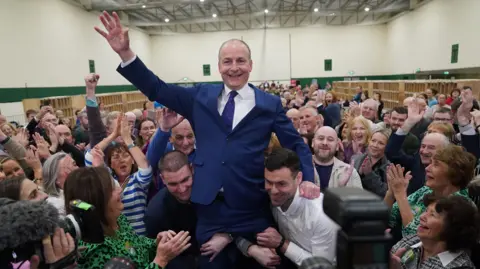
[311,126,363,189]
[236,148,339,267]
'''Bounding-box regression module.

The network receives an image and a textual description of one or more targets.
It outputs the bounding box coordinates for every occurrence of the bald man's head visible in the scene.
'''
[315,126,337,138]
[55,124,73,144]
[171,120,195,156]
[218,39,251,60]
[312,126,338,163]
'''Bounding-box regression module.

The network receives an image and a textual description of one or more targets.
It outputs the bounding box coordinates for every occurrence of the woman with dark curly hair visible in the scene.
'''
[390,194,479,269]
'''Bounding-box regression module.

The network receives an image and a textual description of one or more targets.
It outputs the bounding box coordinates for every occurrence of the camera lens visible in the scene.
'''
[59,214,81,240]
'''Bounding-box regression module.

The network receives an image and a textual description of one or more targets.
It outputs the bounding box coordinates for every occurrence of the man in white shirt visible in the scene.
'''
[255,148,340,266]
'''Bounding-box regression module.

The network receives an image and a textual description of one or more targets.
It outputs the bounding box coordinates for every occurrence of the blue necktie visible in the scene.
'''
[222,91,238,131]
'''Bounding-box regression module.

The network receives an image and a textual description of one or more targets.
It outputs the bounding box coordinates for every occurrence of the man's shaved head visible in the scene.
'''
[218,39,252,60]
[315,126,337,139]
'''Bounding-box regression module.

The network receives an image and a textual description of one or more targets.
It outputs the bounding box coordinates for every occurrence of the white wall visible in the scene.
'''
[386,0,480,74]
[0,0,151,88]
[150,25,387,83]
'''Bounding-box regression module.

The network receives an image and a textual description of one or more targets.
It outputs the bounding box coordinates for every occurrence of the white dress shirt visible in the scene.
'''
[272,190,340,266]
[218,84,256,129]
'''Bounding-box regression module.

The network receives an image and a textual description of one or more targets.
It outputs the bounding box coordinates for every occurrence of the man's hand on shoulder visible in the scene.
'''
[299,181,320,199]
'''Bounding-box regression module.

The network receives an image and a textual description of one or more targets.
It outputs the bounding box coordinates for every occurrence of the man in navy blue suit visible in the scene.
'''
[95,11,318,268]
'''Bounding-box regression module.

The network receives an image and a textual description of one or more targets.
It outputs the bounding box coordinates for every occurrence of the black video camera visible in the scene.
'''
[301,188,393,269]
[0,199,104,268]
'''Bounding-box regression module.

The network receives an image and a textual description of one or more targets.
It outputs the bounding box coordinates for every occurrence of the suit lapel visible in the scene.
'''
[231,84,265,134]
[205,84,229,132]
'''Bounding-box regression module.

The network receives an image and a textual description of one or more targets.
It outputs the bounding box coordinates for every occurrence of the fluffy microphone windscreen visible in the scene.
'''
[0,199,60,250]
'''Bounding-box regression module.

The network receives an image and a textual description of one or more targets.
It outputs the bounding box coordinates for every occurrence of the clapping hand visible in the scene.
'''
[12,128,29,148]
[457,89,474,126]
[386,164,412,197]
[359,156,373,176]
[25,147,42,180]
[33,133,51,160]
[91,146,105,167]
[45,123,60,152]
[339,159,355,186]
[120,115,133,144]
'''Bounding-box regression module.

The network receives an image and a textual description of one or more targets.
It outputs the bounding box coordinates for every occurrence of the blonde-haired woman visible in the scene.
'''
[427,122,456,142]
[338,116,372,164]
[353,128,391,197]
[1,123,17,138]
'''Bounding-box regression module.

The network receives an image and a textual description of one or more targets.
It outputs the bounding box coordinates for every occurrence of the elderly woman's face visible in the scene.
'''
[417,203,445,240]
[425,159,450,190]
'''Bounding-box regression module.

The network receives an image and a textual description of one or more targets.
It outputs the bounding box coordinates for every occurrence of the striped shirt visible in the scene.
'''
[85,150,153,235]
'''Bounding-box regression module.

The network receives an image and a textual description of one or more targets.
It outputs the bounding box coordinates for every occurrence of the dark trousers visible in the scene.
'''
[166,254,198,269]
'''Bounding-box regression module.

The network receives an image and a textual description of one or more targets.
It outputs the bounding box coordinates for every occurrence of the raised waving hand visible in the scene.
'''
[95,11,134,62]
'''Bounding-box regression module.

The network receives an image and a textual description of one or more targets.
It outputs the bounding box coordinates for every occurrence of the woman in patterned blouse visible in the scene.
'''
[64,167,191,269]
[390,195,479,269]
[385,144,476,237]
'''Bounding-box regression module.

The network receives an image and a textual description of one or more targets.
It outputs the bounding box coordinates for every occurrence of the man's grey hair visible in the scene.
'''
[218,39,252,60]
[423,132,451,147]
[106,111,121,127]
[78,111,87,119]
[42,152,68,197]
[362,98,379,111]
[299,105,319,115]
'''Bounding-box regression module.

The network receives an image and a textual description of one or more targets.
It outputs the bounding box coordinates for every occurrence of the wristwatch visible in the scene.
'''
[276,236,286,253]
[127,142,136,150]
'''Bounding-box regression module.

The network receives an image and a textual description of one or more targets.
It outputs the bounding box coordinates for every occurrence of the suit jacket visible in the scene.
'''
[385,133,425,195]
[117,57,314,238]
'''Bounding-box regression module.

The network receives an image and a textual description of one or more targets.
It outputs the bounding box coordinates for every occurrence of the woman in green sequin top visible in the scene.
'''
[64,166,191,269]
[385,144,475,237]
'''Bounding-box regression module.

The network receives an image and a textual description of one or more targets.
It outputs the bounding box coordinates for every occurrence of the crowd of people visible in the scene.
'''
[1,10,480,269]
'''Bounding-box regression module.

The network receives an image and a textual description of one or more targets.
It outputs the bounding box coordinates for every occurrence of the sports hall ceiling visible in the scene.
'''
[70,0,431,34]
